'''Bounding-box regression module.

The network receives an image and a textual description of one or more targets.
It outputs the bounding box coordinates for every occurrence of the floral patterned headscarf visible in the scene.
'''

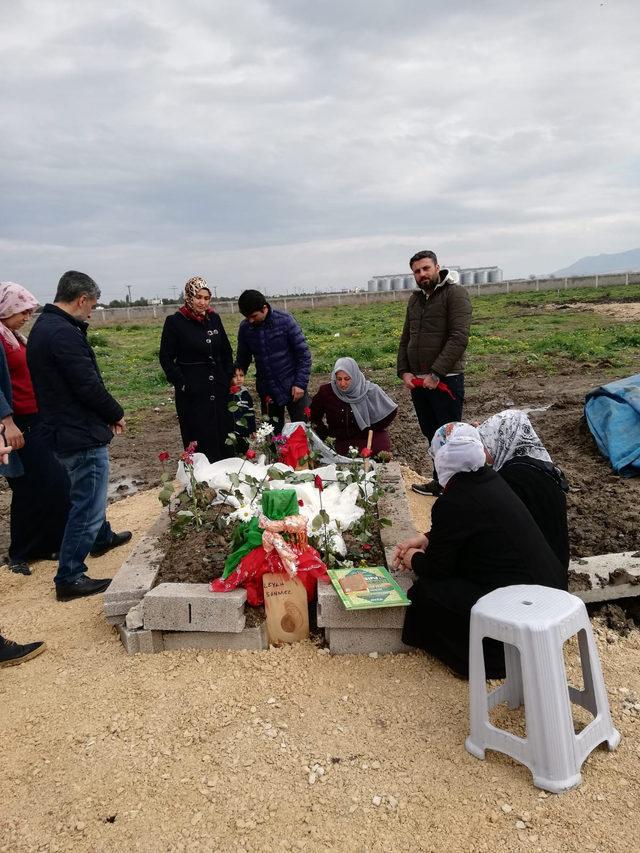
[478,409,552,471]
[0,281,39,350]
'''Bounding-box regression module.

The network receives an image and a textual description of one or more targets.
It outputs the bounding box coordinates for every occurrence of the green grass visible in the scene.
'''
[93,288,640,414]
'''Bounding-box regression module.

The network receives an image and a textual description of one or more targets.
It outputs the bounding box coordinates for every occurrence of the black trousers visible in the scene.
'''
[410,374,465,480]
[6,414,70,562]
[261,392,310,436]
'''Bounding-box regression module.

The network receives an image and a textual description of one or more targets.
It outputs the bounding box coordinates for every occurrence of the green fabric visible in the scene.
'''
[222,489,299,578]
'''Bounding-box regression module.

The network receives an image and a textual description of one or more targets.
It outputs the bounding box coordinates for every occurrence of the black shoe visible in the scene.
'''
[56,575,112,601]
[8,560,31,576]
[0,637,46,667]
[90,531,132,558]
[411,481,443,497]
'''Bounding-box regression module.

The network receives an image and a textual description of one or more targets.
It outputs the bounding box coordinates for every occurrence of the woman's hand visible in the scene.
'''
[1,417,24,450]
[391,533,428,569]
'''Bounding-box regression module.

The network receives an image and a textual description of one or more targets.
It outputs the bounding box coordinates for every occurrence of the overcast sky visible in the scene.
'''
[1,0,639,302]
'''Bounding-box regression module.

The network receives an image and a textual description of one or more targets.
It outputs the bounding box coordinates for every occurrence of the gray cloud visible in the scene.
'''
[1,0,639,302]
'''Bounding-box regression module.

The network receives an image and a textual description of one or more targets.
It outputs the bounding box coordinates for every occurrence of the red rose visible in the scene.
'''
[361,543,372,551]
[230,385,241,394]
[298,499,304,507]
[360,448,372,458]
[246,449,256,460]
[314,474,324,492]
[158,451,170,462]
[264,395,273,405]
[303,406,311,419]
[186,440,198,454]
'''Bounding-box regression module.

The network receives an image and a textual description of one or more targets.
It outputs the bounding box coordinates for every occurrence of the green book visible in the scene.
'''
[327,566,410,611]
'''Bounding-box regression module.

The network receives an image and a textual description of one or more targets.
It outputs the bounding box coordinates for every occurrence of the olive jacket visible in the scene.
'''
[396,269,472,379]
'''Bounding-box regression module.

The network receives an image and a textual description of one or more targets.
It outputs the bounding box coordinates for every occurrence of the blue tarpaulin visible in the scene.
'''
[584,374,640,477]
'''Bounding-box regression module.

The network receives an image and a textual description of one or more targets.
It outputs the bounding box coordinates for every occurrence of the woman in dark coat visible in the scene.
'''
[310,357,398,456]
[394,424,567,679]
[0,281,69,575]
[478,410,570,569]
[159,277,234,463]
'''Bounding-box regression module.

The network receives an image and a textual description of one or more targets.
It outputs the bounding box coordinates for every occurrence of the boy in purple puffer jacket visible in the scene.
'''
[236,290,312,435]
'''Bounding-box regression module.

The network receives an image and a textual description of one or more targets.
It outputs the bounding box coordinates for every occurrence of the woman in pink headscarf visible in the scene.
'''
[0,281,69,575]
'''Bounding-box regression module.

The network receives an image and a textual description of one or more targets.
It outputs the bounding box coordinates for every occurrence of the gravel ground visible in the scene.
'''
[2,489,640,852]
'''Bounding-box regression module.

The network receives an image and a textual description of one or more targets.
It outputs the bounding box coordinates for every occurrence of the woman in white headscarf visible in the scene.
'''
[0,282,69,575]
[478,410,569,568]
[310,357,398,457]
[392,422,567,679]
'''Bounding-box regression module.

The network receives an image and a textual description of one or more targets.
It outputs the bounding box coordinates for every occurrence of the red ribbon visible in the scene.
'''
[411,376,456,400]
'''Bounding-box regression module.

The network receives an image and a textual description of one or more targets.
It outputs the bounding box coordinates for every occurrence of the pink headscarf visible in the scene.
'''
[0,281,39,350]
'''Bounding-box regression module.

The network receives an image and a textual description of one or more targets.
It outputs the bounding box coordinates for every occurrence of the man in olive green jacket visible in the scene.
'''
[397,250,472,495]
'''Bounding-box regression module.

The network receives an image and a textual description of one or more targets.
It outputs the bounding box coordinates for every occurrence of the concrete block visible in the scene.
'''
[317,581,408,629]
[377,473,421,557]
[106,614,126,626]
[125,601,144,630]
[104,597,142,618]
[143,583,246,633]
[328,627,411,655]
[569,552,640,603]
[103,510,168,614]
[117,624,164,655]
[162,623,268,652]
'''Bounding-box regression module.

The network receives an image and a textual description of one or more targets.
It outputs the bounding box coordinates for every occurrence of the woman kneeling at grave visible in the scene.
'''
[477,409,570,570]
[310,357,398,457]
[393,423,567,679]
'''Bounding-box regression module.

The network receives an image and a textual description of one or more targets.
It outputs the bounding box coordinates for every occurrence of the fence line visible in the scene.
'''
[92,270,640,324]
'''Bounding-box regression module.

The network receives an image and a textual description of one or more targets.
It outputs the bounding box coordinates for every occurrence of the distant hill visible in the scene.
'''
[554,248,640,277]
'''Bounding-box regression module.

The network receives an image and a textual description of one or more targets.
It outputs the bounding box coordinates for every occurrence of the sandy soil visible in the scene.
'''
[548,301,640,321]
[2,488,640,853]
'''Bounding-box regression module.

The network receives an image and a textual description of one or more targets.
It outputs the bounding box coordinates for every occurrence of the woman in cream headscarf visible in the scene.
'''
[393,422,566,679]
[0,281,69,575]
[159,277,234,463]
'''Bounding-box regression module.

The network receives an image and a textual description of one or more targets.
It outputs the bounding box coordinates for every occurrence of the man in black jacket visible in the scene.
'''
[27,271,131,601]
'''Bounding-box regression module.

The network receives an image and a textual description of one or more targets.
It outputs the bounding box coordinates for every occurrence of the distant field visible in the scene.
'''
[91,284,640,415]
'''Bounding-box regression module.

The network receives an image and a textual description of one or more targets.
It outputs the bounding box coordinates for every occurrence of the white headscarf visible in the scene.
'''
[0,281,39,350]
[430,422,486,488]
[478,410,552,471]
[330,357,397,431]
[429,421,481,459]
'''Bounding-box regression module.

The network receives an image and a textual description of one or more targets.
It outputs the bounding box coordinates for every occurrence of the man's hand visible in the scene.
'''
[0,425,12,465]
[417,373,439,390]
[291,386,305,402]
[1,417,24,450]
[401,372,415,391]
[111,417,126,435]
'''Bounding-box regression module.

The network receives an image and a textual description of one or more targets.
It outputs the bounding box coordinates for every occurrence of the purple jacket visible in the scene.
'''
[236,307,311,406]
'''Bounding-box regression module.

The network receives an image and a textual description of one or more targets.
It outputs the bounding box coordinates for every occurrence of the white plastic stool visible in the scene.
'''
[465,585,620,793]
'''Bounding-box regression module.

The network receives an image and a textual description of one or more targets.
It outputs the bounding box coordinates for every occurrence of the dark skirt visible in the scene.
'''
[402,576,506,679]
[6,414,70,562]
[175,388,233,464]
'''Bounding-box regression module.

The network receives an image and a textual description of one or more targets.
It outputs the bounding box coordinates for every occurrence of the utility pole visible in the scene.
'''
[170,285,177,301]
[126,284,133,304]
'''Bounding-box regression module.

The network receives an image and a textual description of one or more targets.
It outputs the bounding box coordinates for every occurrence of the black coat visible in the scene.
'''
[402,466,567,678]
[26,305,124,453]
[159,310,234,462]
[499,456,570,569]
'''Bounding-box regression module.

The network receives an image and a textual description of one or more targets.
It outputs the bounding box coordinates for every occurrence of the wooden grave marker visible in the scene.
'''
[263,573,309,644]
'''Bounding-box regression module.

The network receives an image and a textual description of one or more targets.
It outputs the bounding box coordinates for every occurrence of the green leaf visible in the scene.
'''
[311,513,323,531]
